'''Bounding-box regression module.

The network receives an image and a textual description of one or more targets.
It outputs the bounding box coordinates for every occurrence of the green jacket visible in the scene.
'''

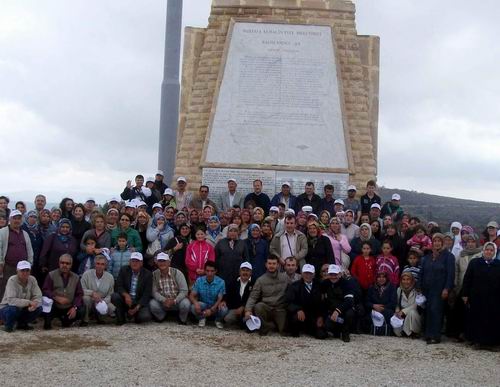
[111,227,143,253]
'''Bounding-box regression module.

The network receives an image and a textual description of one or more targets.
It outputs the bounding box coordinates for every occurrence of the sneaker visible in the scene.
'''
[215,321,224,329]
[17,324,34,331]
[341,332,350,343]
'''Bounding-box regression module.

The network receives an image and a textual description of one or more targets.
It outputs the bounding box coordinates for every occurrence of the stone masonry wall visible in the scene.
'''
[173,0,379,193]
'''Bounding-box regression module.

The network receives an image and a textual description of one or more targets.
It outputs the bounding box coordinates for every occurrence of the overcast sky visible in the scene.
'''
[1,0,499,205]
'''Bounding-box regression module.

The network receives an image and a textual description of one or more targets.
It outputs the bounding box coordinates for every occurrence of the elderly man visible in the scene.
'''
[245,256,288,335]
[269,215,308,269]
[149,252,190,324]
[295,182,321,214]
[223,262,254,327]
[174,176,193,211]
[0,210,34,300]
[321,264,355,342]
[218,179,245,212]
[111,252,152,325]
[189,261,227,328]
[0,260,42,332]
[286,264,326,339]
[42,254,85,329]
[190,185,219,214]
[215,224,250,284]
[80,255,115,325]
[34,194,47,213]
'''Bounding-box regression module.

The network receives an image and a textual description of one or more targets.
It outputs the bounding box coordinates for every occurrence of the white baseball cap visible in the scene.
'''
[156,252,170,261]
[392,193,401,201]
[227,178,237,184]
[334,199,344,206]
[156,170,164,176]
[17,260,31,270]
[390,315,404,329]
[416,294,427,307]
[245,315,261,331]
[177,176,187,183]
[302,264,315,274]
[163,188,174,196]
[125,201,136,209]
[240,262,253,270]
[282,181,291,187]
[137,201,147,208]
[146,176,154,183]
[285,209,295,216]
[152,203,162,209]
[9,210,22,218]
[370,203,381,210]
[130,252,143,261]
[42,296,53,313]
[327,264,341,274]
[269,206,279,213]
[86,197,96,203]
[347,185,357,191]
[302,206,313,213]
[95,301,109,315]
[371,310,385,327]
[108,197,119,203]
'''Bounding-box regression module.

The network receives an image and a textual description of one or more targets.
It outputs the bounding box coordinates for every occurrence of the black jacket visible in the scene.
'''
[115,266,152,307]
[286,278,323,318]
[320,277,355,315]
[305,235,334,275]
[295,193,322,214]
[225,277,254,309]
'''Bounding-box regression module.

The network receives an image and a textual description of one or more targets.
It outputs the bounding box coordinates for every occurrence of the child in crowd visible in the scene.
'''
[376,240,400,286]
[108,233,132,279]
[77,236,97,275]
[406,225,432,255]
[403,250,421,281]
[350,242,376,295]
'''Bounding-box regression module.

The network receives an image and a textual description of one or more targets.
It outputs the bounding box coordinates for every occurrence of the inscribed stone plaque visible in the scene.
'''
[205,22,348,170]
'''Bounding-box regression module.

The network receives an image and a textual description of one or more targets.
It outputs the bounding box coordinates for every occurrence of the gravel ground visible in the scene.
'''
[1,320,499,387]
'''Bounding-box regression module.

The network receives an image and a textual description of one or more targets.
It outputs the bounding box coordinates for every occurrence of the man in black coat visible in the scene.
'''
[286,264,327,339]
[111,252,152,325]
[223,262,254,327]
[294,182,322,214]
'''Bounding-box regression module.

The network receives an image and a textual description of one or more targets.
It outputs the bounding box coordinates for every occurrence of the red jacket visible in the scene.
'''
[351,255,376,290]
[185,240,215,283]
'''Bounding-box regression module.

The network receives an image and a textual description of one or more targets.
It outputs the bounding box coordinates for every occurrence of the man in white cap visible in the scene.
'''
[223,261,254,327]
[149,252,190,324]
[218,178,245,212]
[381,193,404,223]
[0,260,42,332]
[111,252,152,325]
[344,185,361,223]
[244,256,288,335]
[160,188,177,209]
[369,203,383,228]
[286,264,326,339]
[320,264,355,342]
[174,176,193,211]
[0,209,34,300]
[269,215,308,269]
[145,177,162,204]
[154,170,168,194]
[190,185,219,214]
[80,255,115,325]
[270,182,297,211]
[42,254,85,329]
[295,182,321,214]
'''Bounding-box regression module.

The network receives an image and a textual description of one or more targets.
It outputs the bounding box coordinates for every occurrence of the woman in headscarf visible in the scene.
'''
[50,207,62,227]
[215,223,250,284]
[252,207,265,226]
[296,211,308,234]
[449,221,463,256]
[59,197,74,220]
[71,203,91,249]
[349,223,381,263]
[370,219,382,242]
[461,242,500,348]
[393,270,422,338]
[39,208,56,239]
[205,215,222,247]
[185,228,216,287]
[305,221,334,276]
[246,223,268,280]
[135,211,152,254]
[318,210,331,231]
[384,224,406,267]
[240,209,252,239]
[365,269,397,334]
[146,212,174,253]
[417,233,455,344]
[22,210,43,280]
[260,219,274,243]
[39,218,78,274]
[164,223,192,279]
[451,233,482,341]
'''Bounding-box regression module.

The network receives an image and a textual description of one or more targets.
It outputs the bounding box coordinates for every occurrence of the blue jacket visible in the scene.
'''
[270,193,297,210]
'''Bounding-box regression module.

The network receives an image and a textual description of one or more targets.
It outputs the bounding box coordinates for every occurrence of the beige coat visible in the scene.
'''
[0,275,42,309]
[394,287,422,337]
[455,249,482,294]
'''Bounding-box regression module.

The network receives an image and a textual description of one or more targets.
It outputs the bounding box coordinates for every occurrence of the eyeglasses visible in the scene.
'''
[60,261,72,265]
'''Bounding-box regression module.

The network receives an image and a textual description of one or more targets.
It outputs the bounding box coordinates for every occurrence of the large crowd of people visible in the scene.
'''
[1,171,499,351]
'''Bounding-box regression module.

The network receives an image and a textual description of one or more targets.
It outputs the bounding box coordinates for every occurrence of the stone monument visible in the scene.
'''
[174,0,379,198]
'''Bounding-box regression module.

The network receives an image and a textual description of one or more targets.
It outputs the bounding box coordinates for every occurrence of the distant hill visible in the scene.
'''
[378,187,500,233]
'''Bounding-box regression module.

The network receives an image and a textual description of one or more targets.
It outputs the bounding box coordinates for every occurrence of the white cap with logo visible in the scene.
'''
[17,260,31,270]
[156,252,170,261]
[240,262,253,270]
[302,264,315,274]
[130,252,143,261]
[327,264,342,274]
